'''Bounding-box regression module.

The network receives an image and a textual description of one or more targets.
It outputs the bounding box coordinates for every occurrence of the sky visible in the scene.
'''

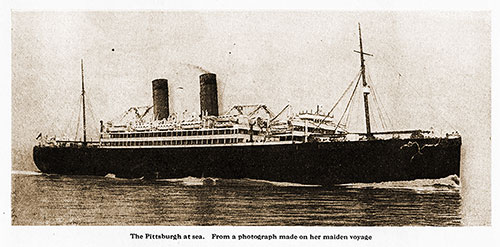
[11,11,490,225]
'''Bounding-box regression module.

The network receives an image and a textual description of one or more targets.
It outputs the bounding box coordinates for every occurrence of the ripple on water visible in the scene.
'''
[11,171,462,226]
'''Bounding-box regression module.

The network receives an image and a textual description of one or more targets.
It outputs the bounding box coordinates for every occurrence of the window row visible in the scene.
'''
[102,138,244,147]
[292,126,335,134]
[279,135,305,141]
[109,129,250,139]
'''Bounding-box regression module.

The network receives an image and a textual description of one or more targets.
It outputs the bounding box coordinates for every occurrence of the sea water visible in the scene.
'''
[11,170,461,226]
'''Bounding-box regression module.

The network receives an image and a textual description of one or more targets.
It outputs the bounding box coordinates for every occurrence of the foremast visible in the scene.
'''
[81,59,87,145]
[355,23,373,138]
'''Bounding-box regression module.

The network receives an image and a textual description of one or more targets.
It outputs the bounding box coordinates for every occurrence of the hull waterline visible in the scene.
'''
[33,137,461,186]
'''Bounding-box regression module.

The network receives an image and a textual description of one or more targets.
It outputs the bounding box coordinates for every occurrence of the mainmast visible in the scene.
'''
[81,59,87,145]
[356,23,373,138]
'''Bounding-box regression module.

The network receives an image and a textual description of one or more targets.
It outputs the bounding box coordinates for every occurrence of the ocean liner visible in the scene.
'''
[33,25,461,186]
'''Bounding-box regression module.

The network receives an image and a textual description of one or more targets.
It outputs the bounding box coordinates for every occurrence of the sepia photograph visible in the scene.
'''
[3,2,496,246]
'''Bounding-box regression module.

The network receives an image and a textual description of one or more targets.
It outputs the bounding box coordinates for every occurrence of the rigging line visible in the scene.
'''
[85,100,100,138]
[369,83,387,130]
[375,55,458,131]
[366,69,393,129]
[117,107,136,123]
[75,96,82,140]
[375,89,392,129]
[334,72,362,134]
[344,90,354,129]
[313,69,362,132]
[117,108,131,123]
[344,96,352,129]
[86,98,99,126]
[63,94,81,138]
[365,91,385,131]
[371,89,390,129]
[374,88,394,129]
[270,104,290,123]
[344,79,360,129]
[372,96,386,130]
[362,80,384,131]
[377,98,387,129]
[363,71,383,130]
[364,70,384,128]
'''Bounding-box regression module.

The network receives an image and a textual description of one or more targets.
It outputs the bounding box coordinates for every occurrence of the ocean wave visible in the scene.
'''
[245,178,321,187]
[104,173,144,180]
[341,175,460,192]
[157,176,218,186]
[11,170,43,176]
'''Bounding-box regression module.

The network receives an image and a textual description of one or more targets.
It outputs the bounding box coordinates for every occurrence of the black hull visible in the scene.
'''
[33,137,461,186]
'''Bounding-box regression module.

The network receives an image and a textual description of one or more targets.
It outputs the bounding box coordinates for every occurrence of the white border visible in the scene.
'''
[2,1,497,247]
